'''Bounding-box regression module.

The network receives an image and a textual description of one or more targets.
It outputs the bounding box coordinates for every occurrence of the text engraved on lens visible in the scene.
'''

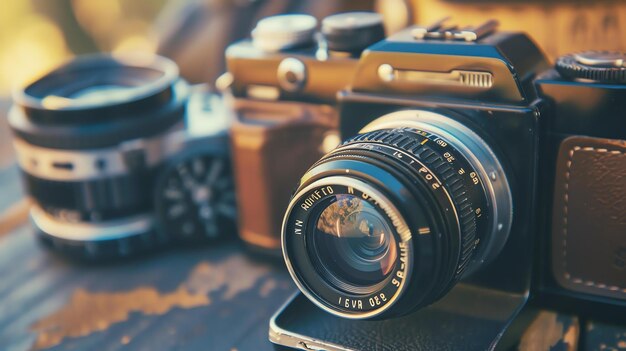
[294,219,304,235]
[392,242,409,288]
[300,186,334,211]
[338,297,363,310]
[418,167,442,190]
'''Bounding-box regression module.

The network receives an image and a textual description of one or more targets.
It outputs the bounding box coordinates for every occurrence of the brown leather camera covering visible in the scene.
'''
[551,136,626,299]
[230,99,338,254]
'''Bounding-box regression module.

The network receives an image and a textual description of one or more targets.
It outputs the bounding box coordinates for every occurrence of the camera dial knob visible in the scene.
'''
[321,12,385,54]
[556,51,626,84]
[154,153,236,242]
[251,14,317,53]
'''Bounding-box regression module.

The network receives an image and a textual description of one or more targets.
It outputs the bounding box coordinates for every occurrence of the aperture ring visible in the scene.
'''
[12,128,179,181]
[359,110,513,269]
[343,128,480,283]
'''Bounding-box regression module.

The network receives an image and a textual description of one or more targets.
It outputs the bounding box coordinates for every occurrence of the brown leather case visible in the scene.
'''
[551,136,626,299]
[230,99,338,255]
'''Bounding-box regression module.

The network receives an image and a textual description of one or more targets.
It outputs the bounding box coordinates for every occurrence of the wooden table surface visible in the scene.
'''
[0,99,296,351]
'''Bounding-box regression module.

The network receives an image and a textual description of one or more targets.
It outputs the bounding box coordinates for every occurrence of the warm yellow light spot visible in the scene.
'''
[113,35,157,55]
[41,96,74,109]
[71,0,122,38]
[0,14,70,95]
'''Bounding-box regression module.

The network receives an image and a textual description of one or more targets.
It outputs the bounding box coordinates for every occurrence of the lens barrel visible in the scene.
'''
[283,110,512,319]
[9,53,188,259]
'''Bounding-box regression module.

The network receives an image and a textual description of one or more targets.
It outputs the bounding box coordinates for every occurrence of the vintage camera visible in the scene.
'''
[224,12,386,256]
[270,16,626,350]
[9,54,236,260]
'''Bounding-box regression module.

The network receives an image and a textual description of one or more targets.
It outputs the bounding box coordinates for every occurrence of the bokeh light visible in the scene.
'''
[0,0,165,95]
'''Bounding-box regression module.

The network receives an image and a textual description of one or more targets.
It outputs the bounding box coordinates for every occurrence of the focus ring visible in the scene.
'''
[23,171,154,221]
[344,128,478,281]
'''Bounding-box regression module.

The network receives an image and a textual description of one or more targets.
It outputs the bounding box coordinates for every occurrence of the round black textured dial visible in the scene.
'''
[556,51,626,83]
[321,12,385,54]
[154,153,236,243]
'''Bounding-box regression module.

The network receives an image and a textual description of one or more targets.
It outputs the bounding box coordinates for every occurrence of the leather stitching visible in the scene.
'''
[562,146,625,291]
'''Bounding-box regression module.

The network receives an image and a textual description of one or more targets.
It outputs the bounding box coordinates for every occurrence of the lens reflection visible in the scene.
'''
[313,194,397,287]
[68,85,137,103]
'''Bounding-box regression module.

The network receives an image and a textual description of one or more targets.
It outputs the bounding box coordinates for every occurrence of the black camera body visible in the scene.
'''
[535,57,626,316]
[269,15,626,350]
[335,22,549,301]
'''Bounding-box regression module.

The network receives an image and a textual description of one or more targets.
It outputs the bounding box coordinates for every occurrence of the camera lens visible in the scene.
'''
[311,194,398,289]
[9,53,187,259]
[283,110,513,319]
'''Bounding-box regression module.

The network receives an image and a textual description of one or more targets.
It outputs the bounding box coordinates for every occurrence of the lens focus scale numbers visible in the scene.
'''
[350,128,488,241]
[344,128,485,284]
[156,154,236,242]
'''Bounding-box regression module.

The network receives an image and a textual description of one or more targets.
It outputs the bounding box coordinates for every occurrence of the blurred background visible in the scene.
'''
[0,0,625,96]
[0,1,166,96]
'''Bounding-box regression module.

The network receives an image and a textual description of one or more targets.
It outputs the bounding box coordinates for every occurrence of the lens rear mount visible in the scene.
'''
[31,204,163,260]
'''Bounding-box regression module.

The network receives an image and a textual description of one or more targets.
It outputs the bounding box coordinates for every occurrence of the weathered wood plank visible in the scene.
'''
[0,96,296,351]
[0,220,294,350]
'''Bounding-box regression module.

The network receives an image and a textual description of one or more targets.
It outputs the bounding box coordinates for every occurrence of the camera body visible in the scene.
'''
[225,13,385,255]
[535,55,626,315]
[267,14,626,349]
[334,22,550,301]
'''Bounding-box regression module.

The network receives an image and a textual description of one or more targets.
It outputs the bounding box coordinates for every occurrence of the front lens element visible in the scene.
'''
[313,194,397,287]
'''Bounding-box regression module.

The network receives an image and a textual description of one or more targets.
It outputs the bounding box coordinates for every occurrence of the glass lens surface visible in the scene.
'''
[35,65,166,108]
[66,85,138,104]
[313,194,397,287]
